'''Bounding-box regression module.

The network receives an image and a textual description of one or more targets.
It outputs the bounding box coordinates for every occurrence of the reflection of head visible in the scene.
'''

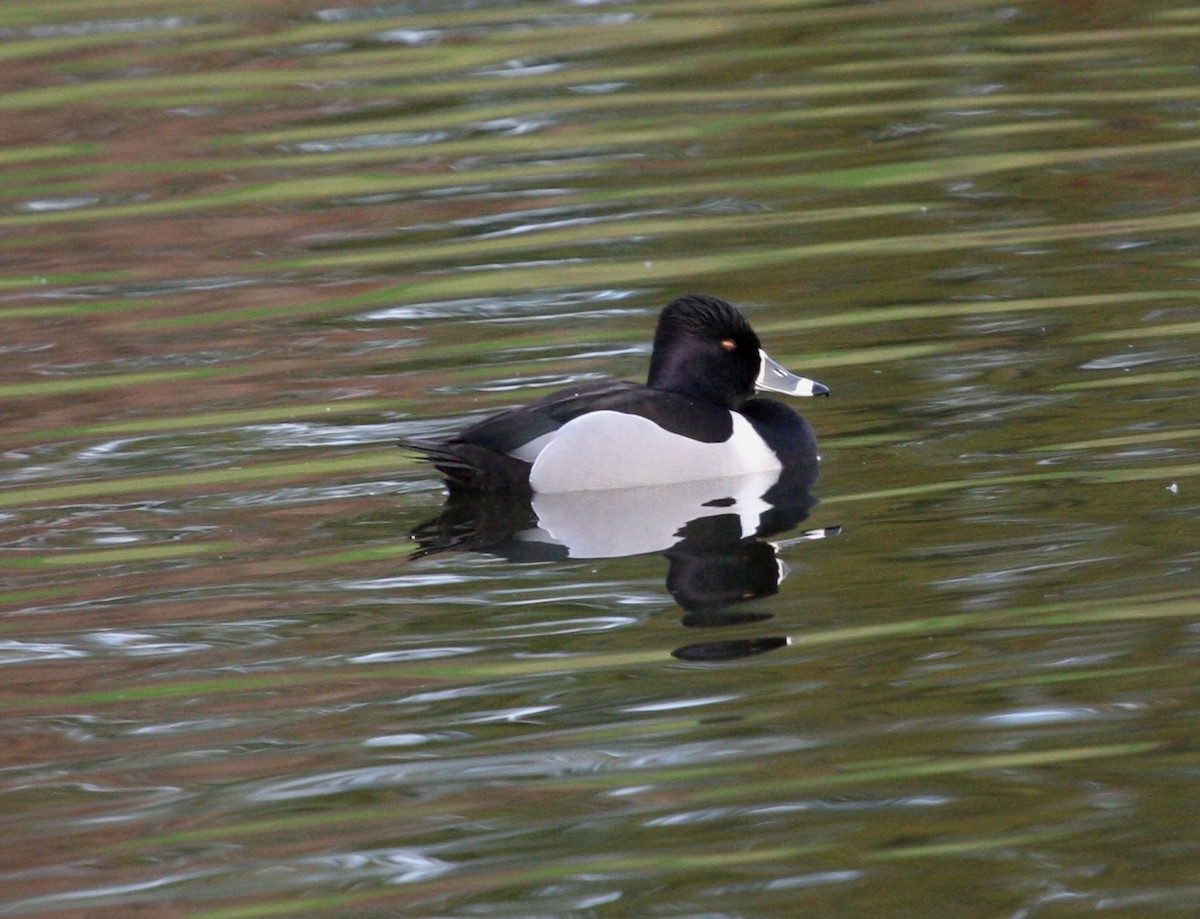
[665,539,782,620]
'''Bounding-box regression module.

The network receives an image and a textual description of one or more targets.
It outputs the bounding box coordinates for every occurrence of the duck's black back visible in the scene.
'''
[457,380,736,454]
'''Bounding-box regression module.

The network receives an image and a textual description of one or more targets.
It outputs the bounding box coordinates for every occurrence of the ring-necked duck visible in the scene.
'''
[402,295,829,494]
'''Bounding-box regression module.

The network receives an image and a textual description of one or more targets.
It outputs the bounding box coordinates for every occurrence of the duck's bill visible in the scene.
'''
[756,350,830,397]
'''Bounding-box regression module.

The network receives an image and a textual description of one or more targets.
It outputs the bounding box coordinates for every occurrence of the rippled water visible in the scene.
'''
[3,1,1200,916]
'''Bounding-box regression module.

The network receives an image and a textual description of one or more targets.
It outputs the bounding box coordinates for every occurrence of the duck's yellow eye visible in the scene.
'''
[719,338,737,351]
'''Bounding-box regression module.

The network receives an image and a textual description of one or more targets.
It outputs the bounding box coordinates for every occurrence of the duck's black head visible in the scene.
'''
[647,295,763,408]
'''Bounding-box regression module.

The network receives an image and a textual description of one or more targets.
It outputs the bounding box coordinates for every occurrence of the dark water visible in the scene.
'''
[3,1,1200,916]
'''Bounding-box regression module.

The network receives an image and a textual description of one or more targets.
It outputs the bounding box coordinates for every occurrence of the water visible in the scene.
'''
[3,1,1200,916]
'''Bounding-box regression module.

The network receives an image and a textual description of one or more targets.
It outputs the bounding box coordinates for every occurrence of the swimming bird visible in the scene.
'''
[402,295,828,494]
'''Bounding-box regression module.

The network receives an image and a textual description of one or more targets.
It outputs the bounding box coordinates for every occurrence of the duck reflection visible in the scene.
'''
[410,464,836,661]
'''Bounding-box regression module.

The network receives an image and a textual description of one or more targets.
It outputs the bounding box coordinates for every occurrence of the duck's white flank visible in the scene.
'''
[525,410,780,493]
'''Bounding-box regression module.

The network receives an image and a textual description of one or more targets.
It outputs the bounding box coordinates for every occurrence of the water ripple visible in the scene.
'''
[246,736,815,803]
[0,641,87,664]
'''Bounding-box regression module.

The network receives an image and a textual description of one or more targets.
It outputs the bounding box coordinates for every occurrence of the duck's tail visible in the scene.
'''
[399,438,533,494]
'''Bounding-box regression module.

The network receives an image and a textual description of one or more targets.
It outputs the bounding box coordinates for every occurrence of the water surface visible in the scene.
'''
[2,1,1200,916]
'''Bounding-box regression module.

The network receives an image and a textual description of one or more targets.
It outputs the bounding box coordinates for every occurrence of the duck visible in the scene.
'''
[401,295,829,494]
